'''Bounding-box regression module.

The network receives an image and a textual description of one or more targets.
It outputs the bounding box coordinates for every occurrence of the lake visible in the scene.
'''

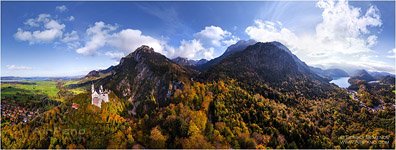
[330,77,350,88]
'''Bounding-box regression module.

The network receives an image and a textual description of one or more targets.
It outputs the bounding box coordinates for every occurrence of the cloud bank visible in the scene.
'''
[245,0,393,73]
[75,22,238,60]
[167,25,239,60]
[6,65,32,70]
[56,5,68,12]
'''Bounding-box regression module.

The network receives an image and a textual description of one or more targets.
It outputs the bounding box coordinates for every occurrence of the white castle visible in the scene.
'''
[91,84,109,108]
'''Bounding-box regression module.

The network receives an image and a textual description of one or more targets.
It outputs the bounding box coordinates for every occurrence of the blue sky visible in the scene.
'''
[1,0,395,77]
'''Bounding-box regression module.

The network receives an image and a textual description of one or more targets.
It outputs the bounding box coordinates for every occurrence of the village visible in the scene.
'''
[1,100,40,125]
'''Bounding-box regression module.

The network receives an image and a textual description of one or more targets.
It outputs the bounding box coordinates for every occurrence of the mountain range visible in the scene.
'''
[76,40,351,109]
[77,40,395,102]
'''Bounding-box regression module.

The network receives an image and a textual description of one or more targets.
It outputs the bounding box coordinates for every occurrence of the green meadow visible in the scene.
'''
[1,80,88,101]
[1,81,62,109]
[64,80,87,95]
[1,81,59,99]
[64,80,79,86]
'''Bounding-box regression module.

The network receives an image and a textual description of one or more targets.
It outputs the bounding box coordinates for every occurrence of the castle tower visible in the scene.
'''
[100,85,104,93]
[91,84,95,93]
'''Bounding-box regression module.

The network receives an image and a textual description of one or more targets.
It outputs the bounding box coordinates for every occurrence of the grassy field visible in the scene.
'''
[1,80,88,103]
[64,80,80,86]
[64,80,87,94]
[1,81,60,100]
[69,88,86,94]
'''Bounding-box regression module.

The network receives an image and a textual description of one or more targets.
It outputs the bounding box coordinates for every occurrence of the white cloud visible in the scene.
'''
[14,14,65,44]
[76,21,166,57]
[165,39,219,60]
[76,21,117,55]
[316,0,381,39]
[6,65,32,70]
[62,30,79,42]
[62,30,80,49]
[105,51,125,60]
[76,23,238,60]
[24,18,39,27]
[203,47,215,59]
[37,14,51,22]
[67,16,75,21]
[108,29,164,54]
[245,20,297,49]
[166,25,239,60]
[245,0,393,72]
[173,39,205,59]
[387,48,396,59]
[56,5,68,12]
[14,29,33,41]
[366,35,378,47]
[222,36,240,46]
[194,25,233,47]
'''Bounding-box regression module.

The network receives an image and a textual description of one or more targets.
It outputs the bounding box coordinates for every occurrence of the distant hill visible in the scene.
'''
[171,57,208,67]
[85,66,115,78]
[379,75,396,85]
[350,69,376,82]
[310,67,349,81]
[1,76,82,81]
[369,71,395,80]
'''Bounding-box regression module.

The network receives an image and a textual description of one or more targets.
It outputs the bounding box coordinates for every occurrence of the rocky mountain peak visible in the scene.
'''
[120,45,159,65]
[172,57,208,67]
[224,39,256,54]
[135,45,154,53]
